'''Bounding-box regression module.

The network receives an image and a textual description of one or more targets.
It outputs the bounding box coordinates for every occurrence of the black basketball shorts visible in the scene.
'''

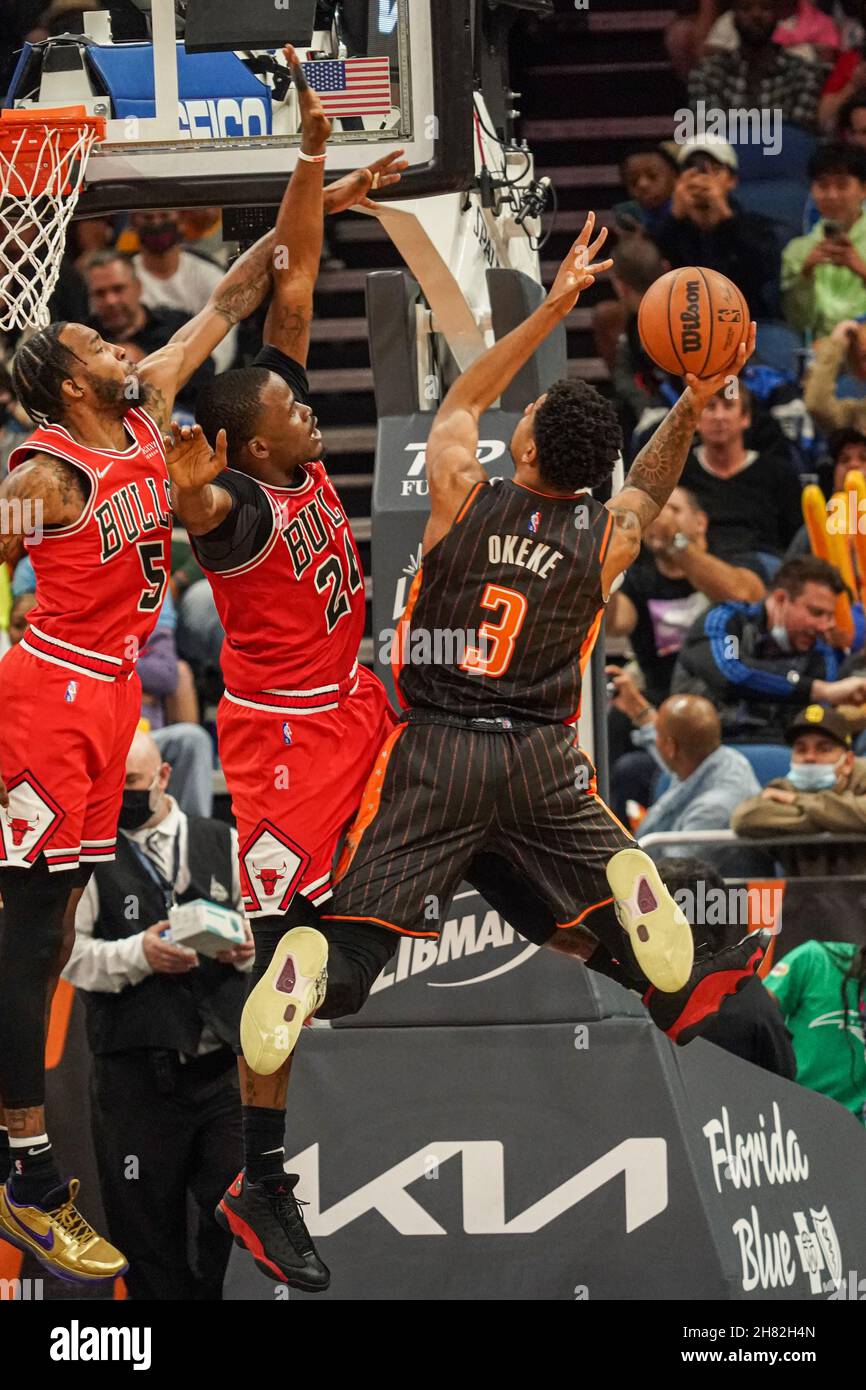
[321,713,635,941]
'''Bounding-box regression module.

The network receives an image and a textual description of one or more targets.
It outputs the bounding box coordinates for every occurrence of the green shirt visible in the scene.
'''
[781,209,866,336]
[764,939,866,1120]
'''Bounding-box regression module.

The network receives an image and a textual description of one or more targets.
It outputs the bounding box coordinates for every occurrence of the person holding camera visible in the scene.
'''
[63,731,254,1300]
[782,141,866,335]
[649,135,779,319]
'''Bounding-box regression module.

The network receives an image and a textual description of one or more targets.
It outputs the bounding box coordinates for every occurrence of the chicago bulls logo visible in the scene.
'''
[254,862,290,897]
[241,821,310,917]
[5,811,40,847]
[0,774,62,866]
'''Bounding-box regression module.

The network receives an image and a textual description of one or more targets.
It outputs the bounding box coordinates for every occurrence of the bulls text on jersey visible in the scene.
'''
[279,484,348,581]
[95,476,173,563]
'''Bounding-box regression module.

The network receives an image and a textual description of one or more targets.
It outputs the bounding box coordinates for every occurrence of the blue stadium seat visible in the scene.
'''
[649,743,792,805]
[731,124,815,247]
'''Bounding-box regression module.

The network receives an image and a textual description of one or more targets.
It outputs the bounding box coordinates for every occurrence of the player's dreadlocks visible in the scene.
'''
[196,367,273,466]
[11,323,83,425]
[533,378,622,492]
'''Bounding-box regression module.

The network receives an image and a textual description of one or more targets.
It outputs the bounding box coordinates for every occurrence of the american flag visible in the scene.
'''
[300,57,392,117]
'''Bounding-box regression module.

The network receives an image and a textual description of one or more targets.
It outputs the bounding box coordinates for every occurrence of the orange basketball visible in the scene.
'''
[637,266,749,379]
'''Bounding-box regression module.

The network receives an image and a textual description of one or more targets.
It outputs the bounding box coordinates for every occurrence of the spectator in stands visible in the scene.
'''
[607,484,766,713]
[649,137,779,320]
[764,936,866,1122]
[7,591,36,647]
[613,146,679,238]
[782,141,866,335]
[83,250,215,416]
[688,0,829,131]
[704,0,840,63]
[635,695,762,853]
[679,385,804,577]
[0,365,32,476]
[131,212,237,374]
[179,209,232,269]
[834,89,866,145]
[64,731,253,1300]
[655,857,796,1078]
[672,555,866,741]
[821,65,866,136]
[595,235,668,433]
[785,426,866,557]
[732,703,866,871]
[805,318,866,434]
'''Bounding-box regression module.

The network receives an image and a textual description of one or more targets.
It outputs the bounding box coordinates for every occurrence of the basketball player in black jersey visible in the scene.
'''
[217,217,767,1286]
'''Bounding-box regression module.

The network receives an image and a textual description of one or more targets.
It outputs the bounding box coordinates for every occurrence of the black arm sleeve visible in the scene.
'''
[189,470,274,574]
[253,345,312,407]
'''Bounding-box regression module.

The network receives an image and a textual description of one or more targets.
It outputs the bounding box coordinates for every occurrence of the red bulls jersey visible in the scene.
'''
[8,407,171,679]
[194,462,366,713]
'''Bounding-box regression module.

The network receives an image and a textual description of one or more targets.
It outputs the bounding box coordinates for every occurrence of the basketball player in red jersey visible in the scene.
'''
[163,50,404,1292]
[0,55,405,1280]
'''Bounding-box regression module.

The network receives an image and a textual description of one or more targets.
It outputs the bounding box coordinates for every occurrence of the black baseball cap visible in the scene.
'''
[786,705,852,749]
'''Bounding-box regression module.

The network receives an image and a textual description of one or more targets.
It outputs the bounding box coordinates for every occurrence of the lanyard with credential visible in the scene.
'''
[126,829,181,918]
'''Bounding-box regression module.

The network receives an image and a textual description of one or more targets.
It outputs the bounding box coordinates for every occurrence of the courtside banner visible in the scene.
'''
[329,886,646,1027]
[224,1020,866,1302]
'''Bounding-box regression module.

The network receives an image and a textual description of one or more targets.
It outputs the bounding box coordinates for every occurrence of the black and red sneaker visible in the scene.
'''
[644,928,772,1045]
[216,1170,330,1292]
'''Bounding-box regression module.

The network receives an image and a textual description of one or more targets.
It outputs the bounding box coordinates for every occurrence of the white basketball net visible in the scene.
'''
[0,120,101,333]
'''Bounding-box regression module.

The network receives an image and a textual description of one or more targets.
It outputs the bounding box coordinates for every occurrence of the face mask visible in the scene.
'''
[118,776,160,831]
[139,222,180,254]
[787,756,845,793]
[770,623,792,652]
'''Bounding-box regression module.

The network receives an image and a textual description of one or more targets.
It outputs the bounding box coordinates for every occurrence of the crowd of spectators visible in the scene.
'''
[595,0,866,1119]
[2,1,866,1241]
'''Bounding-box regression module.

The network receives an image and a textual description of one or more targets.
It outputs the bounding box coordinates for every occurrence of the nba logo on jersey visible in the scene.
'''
[528,510,541,534]
[64,681,78,703]
[282,722,293,746]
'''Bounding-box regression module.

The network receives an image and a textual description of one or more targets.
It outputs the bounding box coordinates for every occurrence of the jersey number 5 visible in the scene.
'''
[460,584,528,679]
[137,541,169,614]
[314,531,363,634]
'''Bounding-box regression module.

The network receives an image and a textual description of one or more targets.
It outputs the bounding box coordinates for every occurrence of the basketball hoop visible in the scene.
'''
[0,107,105,333]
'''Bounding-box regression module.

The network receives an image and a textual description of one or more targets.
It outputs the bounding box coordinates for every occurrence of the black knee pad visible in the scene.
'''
[316,921,398,1019]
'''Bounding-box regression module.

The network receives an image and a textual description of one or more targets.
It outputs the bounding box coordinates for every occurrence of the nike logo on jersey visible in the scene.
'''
[488,533,563,577]
[95,464,113,479]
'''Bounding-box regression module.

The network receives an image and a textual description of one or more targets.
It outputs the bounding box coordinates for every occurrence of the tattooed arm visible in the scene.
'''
[0,453,88,568]
[601,324,756,597]
[262,46,331,369]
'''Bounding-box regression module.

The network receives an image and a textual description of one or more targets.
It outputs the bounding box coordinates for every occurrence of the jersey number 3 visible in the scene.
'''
[460,584,528,679]
[315,531,363,634]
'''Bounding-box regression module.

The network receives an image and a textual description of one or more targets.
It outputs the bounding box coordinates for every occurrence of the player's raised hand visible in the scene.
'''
[163,422,228,492]
[547,212,613,313]
[284,44,332,154]
[684,320,757,405]
[325,149,409,214]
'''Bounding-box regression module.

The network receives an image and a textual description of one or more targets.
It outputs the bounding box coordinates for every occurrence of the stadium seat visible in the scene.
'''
[650,743,792,805]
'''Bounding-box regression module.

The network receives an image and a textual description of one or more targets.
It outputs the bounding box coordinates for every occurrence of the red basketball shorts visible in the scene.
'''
[218,664,397,918]
[0,645,142,873]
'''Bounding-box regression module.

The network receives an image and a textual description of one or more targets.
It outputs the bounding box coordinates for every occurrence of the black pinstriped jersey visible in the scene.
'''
[396,478,613,723]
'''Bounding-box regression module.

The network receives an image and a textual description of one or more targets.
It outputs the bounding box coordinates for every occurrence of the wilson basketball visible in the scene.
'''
[637,266,749,379]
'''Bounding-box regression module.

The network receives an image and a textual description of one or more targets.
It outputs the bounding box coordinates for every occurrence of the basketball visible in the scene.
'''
[637,266,750,379]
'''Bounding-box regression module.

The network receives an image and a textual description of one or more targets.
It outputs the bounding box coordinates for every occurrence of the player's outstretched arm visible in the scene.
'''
[260,46,330,369]
[164,424,232,536]
[601,324,757,594]
[422,214,612,552]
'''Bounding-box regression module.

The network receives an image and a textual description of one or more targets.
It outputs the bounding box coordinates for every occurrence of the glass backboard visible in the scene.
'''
[3,0,473,213]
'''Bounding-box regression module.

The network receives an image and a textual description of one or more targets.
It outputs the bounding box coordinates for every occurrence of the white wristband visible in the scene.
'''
[298,149,327,163]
